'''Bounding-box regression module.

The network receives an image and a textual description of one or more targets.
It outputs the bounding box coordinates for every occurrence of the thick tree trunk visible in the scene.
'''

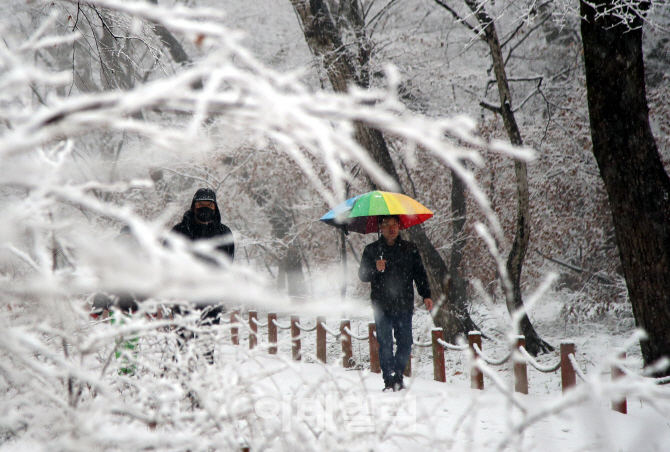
[465,0,552,354]
[581,0,670,374]
[292,0,479,337]
[446,168,477,341]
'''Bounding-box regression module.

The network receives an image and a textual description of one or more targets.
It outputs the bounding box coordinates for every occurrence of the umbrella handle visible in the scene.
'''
[378,227,384,272]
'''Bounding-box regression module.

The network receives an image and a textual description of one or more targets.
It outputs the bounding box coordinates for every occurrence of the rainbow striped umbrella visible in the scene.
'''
[319,191,433,234]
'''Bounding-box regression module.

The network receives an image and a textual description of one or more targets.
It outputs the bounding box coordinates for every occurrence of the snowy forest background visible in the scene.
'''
[1,0,670,450]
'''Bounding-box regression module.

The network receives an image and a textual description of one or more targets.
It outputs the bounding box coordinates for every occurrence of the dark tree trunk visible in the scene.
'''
[446,168,476,341]
[581,0,670,374]
[292,0,479,337]
[284,245,307,299]
[463,0,552,355]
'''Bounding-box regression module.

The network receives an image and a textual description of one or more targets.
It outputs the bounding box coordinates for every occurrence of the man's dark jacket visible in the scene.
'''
[358,237,431,313]
[171,197,235,260]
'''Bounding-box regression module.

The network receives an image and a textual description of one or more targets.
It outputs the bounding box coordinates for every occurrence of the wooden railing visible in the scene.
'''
[225,310,670,415]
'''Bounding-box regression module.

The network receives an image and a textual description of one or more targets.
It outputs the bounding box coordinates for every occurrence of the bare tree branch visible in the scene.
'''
[433,0,478,33]
[479,100,502,113]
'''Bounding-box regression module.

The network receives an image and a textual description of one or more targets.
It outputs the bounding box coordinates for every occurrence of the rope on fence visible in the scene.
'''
[617,364,638,378]
[436,338,469,351]
[519,346,561,373]
[414,339,432,347]
[320,322,340,337]
[568,354,587,382]
[476,361,527,412]
[296,322,317,332]
[473,343,512,366]
[272,318,292,330]
[343,326,368,341]
[252,317,268,328]
[615,364,670,385]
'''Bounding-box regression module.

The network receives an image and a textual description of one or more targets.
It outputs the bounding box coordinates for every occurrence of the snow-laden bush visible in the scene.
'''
[0,0,482,449]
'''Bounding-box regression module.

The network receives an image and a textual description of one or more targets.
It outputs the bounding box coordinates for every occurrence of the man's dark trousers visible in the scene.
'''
[374,308,413,385]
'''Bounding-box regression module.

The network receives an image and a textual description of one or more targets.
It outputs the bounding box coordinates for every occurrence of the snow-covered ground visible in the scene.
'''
[184,294,670,452]
[1,285,668,452]
[229,348,670,451]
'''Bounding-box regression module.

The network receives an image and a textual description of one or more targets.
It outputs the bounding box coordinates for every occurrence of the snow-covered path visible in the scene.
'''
[225,345,670,452]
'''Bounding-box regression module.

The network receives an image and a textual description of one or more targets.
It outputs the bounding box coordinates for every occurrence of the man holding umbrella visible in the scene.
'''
[358,215,433,392]
[320,191,435,391]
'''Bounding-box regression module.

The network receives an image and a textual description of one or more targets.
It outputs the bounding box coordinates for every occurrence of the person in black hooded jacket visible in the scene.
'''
[170,188,235,363]
[171,187,235,260]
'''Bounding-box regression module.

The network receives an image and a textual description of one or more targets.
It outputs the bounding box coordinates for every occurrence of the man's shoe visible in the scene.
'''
[383,379,395,392]
[394,376,405,391]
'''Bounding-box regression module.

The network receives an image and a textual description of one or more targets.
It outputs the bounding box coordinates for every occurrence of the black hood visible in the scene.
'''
[171,188,235,260]
[190,188,222,225]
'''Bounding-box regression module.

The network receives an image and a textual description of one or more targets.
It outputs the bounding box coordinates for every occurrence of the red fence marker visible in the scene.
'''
[249,310,258,350]
[432,328,446,383]
[469,331,483,390]
[611,349,627,414]
[316,316,327,364]
[404,355,412,377]
[369,322,380,373]
[340,319,352,368]
[515,336,528,394]
[268,313,277,355]
[560,341,576,393]
[231,309,240,345]
[291,315,301,361]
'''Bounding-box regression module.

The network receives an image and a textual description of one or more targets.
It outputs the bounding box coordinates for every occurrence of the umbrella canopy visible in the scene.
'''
[320,191,433,234]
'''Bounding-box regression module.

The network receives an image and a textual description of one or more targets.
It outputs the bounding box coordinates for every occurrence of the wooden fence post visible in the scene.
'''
[514,336,528,394]
[340,319,352,368]
[316,316,327,363]
[268,313,277,355]
[611,349,627,414]
[432,328,446,383]
[469,331,483,390]
[291,314,301,361]
[560,341,576,393]
[249,310,257,350]
[231,309,240,345]
[369,322,380,373]
[404,355,412,377]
